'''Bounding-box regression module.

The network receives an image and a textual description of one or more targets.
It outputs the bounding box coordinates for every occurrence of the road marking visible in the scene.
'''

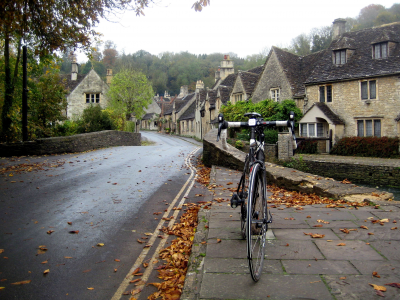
[111,147,200,300]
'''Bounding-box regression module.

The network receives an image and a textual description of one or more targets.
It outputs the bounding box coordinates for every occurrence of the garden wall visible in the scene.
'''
[302,160,400,188]
[0,131,141,157]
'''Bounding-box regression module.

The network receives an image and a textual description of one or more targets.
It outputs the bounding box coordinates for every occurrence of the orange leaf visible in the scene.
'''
[11,280,31,285]
[337,243,346,246]
[114,259,120,262]
[369,283,386,292]
[132,267,141,275]
[372,271,381,278]
[69,230,79,234]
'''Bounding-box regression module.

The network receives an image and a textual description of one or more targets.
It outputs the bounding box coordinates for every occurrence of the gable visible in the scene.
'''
[300,102,344,125]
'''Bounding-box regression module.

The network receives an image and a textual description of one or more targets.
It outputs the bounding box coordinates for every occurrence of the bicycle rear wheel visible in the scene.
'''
[246,163,267,282]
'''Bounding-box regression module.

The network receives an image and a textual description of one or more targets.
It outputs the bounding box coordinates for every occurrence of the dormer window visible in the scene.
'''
[333,49,346,65]
[373,42,388,59]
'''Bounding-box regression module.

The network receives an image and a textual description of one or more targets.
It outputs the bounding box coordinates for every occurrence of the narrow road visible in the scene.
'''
[0,132,205,299]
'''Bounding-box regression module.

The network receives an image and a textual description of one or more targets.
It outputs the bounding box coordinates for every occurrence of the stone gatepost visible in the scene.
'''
[278,132,294,160]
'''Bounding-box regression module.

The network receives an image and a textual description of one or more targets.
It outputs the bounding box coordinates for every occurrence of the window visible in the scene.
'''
[360,80,376,100]
[234,94,243,102]
[270,88,280,102]
[319,85,332,103]
[333,49,346,65]
[86,93,100,103]
[357,119,381,137]
[300,123,326,137]
[373,42,388,59]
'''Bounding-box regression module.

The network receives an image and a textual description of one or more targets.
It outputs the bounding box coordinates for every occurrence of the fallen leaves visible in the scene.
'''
[43,269,50,275]
[148,203,200,300]
[11,280,31,285]
[337,243,346,246]
[68,230,79,234]
[369,283,386,292]
[303,232,325,238]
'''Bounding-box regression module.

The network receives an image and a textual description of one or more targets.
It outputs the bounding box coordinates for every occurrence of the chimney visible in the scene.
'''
[332,18,346,40]
[215,68,221,83]
[195,80,204,93]
[71,56,78,81]
[218,55,234,81]
[106,69,113,84]
[178,85,188,98]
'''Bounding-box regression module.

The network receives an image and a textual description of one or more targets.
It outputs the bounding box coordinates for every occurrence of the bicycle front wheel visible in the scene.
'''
[246,163,267,282]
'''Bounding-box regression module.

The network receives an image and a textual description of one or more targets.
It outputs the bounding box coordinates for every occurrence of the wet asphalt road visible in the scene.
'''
[0,132,204,299]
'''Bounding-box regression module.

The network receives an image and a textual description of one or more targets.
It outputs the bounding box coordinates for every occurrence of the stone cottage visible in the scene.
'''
[302,20,400,150]
[62,58,110,119]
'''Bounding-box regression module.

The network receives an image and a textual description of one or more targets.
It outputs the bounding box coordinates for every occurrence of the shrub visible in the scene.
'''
[282,155,309,172]
[297,140,319,154]
[124,121,135,133]
[264,129,278,144]
[235,140,245,149]
[76,105,116,133]
[330,136,399,158]
[53,120,78,136]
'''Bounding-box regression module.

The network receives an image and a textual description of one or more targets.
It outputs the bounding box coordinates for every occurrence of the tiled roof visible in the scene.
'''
[273,47,325,97]
[238,71,260,95]
[246,65,264,75]
[305,22,400,84]
[60,74,86,93]
[218,86,232,105]
[307,102,345,125]
[142,113,156,120]
[219,73,237,87]
[179,100,196,121]
[208,90,217,109]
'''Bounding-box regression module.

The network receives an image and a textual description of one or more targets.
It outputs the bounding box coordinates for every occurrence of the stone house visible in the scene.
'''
[230,66,264,104]
[62,58,110,119]
[301,20,400,151]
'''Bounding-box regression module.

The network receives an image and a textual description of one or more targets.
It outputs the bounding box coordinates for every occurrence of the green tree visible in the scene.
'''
[289,34,311,56]
[29,72,68,138]
[0,0,151,141]
[107,68,154,120]
[310,26,332,53]
[354,4,386,30]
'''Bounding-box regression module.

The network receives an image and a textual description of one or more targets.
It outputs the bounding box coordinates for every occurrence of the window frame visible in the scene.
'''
[360,80,377,100]
[300,122,327,137]
[372,42,388,59]
[356,119,381,137]
[85,93,100,104]
[319,85,333,103]
[270,88,280,102]
[333,49,346,65]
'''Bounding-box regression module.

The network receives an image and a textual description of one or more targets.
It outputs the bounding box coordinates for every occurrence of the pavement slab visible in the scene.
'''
[325,274,400,300]
[200,273,334,300]
[282,260,360,275]
[314,240,385,260]
[204,258,284,274]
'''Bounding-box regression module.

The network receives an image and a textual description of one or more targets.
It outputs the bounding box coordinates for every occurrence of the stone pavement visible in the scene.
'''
[182,166,400,300]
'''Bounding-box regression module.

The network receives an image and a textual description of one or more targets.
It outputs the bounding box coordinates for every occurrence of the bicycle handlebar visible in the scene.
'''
[217,111,297,147]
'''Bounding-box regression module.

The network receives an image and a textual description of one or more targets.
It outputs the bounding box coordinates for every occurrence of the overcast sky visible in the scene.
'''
[77,0,398,62]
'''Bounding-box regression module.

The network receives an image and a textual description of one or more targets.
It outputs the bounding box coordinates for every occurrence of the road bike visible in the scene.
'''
[217,111,296,281]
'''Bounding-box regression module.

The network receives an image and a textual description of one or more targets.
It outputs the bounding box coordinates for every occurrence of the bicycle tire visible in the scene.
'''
[238,155,250,239]
[246,163,267,282]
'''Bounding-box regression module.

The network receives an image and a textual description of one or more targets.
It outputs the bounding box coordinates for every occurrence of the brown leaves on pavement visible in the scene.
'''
[148,203,200,300]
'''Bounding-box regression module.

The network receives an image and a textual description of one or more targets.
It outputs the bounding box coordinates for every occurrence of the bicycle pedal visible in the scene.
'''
[230,194,240,208]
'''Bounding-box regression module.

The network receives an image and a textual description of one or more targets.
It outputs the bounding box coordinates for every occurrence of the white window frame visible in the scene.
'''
[357,119,381,137]
[360,80,377,100]
[270,88,280,102]
[300,123,326,137]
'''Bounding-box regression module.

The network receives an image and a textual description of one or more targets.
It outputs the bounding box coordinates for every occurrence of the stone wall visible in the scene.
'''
[0,131,141,157]
[302,160,400,188]
[203,128,393,201]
